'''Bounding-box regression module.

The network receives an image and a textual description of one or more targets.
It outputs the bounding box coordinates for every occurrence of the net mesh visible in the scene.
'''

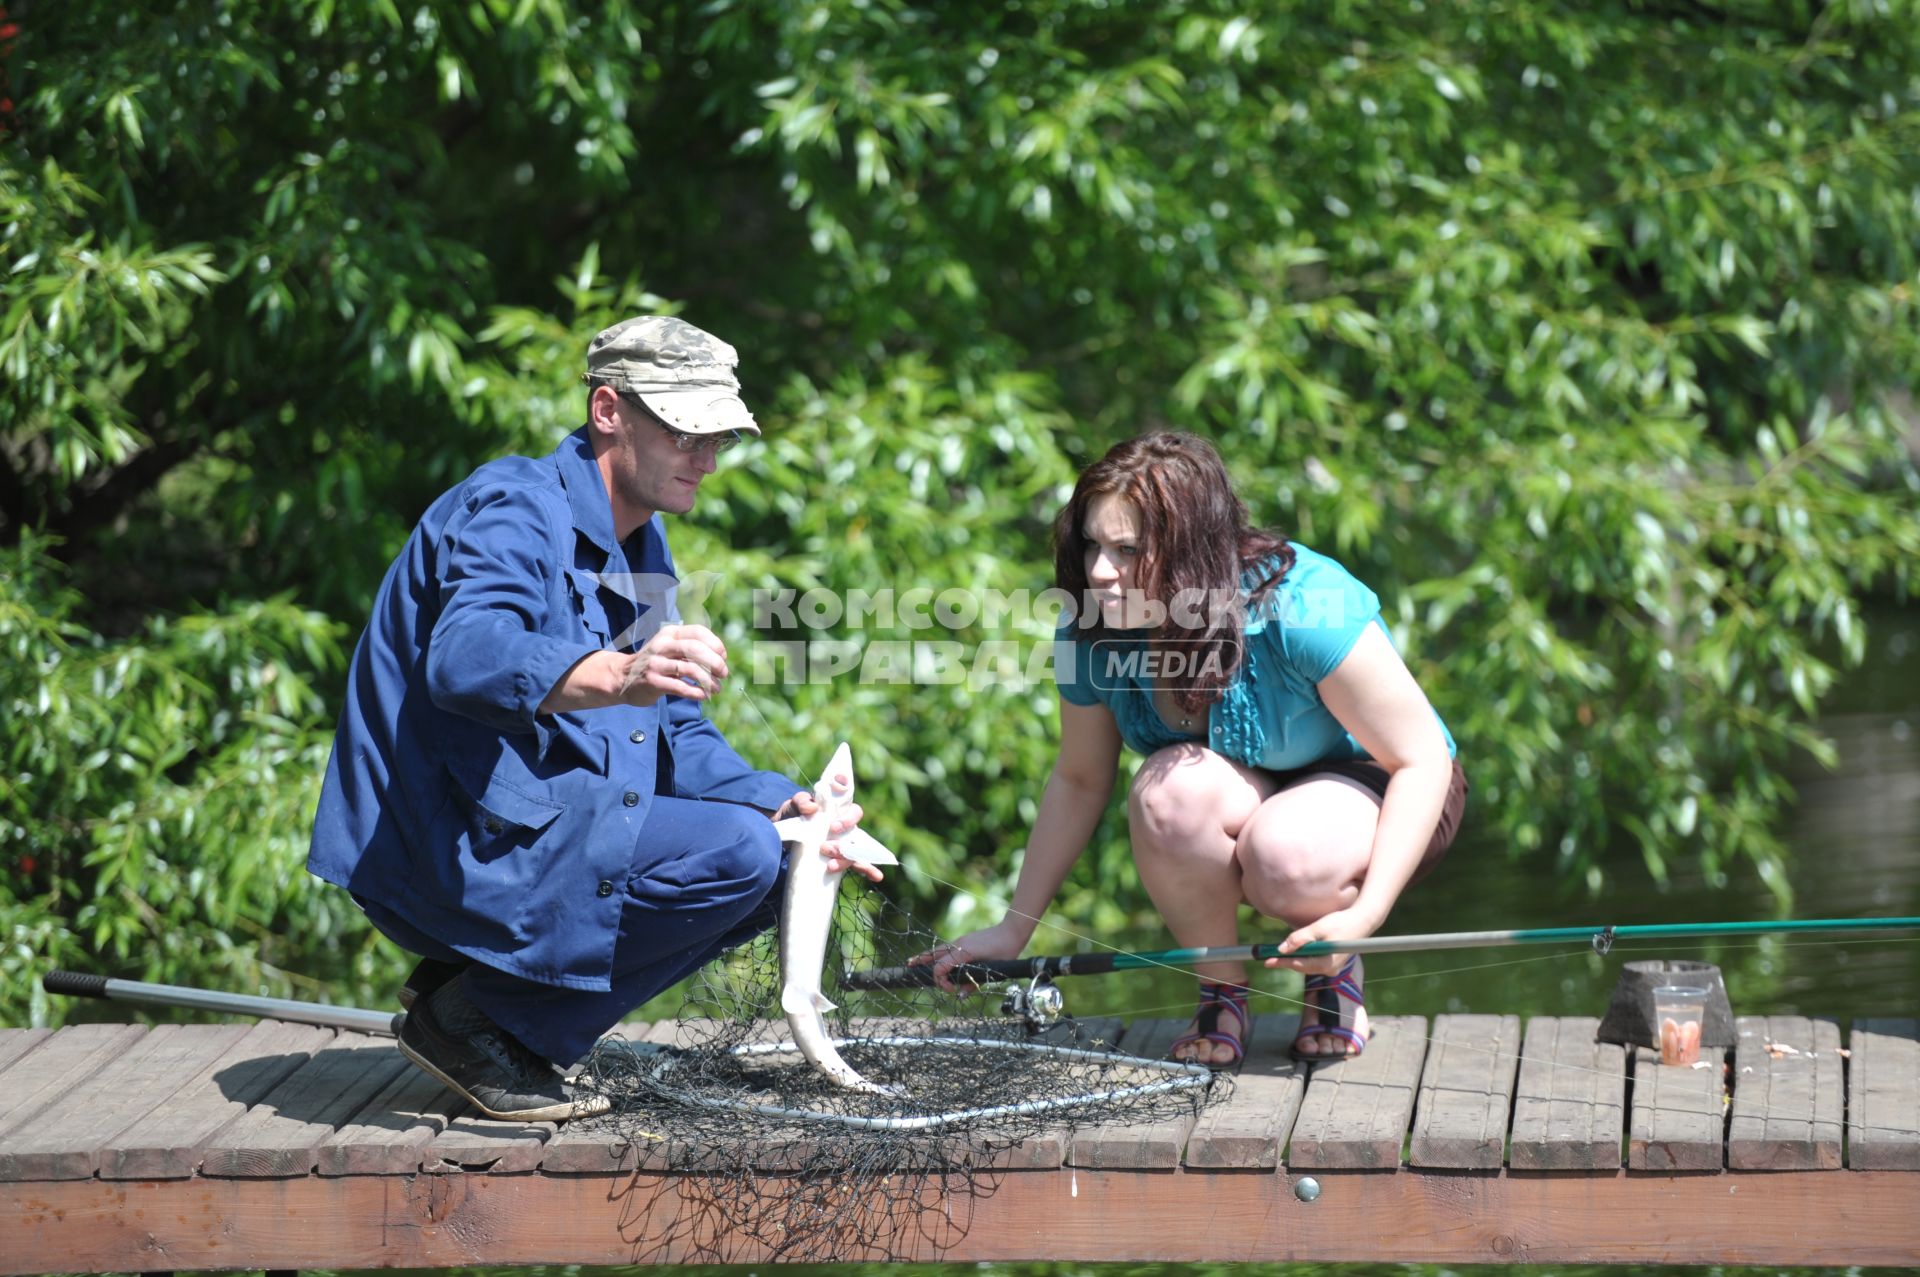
[571,890,1226,1261]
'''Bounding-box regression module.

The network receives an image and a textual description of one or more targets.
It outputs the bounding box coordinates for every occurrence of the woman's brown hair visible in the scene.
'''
[1053,432,1294,716]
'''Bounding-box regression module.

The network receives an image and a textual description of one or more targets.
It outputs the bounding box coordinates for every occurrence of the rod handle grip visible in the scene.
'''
[844,961,1018,990]
[43,970,111,999]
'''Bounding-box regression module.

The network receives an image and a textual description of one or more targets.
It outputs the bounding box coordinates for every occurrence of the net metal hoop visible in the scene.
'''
[641,1033,1213,1132]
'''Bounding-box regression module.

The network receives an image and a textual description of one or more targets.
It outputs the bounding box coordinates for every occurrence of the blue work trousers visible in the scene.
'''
[364,795,785,1065]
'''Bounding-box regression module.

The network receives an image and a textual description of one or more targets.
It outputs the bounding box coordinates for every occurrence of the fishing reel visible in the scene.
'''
[1000,973,1065,1031]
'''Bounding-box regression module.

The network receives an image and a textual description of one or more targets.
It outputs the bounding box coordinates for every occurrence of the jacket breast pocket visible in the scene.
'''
[421,760,567,942]
[563,568,614,648]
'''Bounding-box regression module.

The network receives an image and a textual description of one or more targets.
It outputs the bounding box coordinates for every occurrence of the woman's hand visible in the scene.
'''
[908,919,1030,993]
[1264,905,1383,975]
[772,790,880,882]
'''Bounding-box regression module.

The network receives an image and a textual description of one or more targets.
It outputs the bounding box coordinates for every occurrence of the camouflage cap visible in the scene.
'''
[586,316,759,437]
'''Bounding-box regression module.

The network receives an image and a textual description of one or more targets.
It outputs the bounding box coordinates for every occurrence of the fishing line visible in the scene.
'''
[904,868,1920,1139]
[716,662,1917,1140]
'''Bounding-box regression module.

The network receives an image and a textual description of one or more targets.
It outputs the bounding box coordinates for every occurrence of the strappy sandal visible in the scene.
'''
[1169,981,1251,1071]
[1290,955,1368,1061]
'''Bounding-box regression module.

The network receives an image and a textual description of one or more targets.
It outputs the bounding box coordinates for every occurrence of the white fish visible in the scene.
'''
[772,741,901,1095]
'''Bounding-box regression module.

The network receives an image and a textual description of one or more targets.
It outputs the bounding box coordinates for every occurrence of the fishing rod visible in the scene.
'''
[845,915,1920,990]
[42,970,402,1036]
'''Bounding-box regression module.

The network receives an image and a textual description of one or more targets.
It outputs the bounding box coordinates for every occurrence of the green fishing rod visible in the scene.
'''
[845,914,1920,990]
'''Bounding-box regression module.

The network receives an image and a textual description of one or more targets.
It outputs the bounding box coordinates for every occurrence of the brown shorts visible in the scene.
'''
[1267,758,1468,881]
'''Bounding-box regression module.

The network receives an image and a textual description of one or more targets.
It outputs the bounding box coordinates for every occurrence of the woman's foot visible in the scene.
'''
[1170,981,1251,1070]
[1290,955,1368,1061]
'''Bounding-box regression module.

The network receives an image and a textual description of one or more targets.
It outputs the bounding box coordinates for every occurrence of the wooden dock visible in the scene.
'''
[2,1011,1917,1271]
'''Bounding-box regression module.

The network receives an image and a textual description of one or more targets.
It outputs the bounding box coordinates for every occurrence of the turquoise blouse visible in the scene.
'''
[1055,544,1456,771]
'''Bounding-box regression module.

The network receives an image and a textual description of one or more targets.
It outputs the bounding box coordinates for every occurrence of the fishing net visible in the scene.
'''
[571,889,1225,1262]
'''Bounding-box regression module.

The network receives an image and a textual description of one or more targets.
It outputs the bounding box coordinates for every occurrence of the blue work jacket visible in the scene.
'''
[308,427,797,990]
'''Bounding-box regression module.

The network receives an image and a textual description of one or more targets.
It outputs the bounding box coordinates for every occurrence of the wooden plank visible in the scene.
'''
[1287,1014,1426,1169]
[539,1022,667,1174]
[1849,1017,1920,1170]
[1184,1012,1304,1169]
[426,1112,556,1174]
[8,1164,1920,1270]
[1509,1015,1625,1171]
[198,1034,410,1177]
[977,1013,1127,1172]
[1066,1017,1201,1169]
[0,1024,250,1181]
[316,1061,464,1176]
[0,1023,149,1141]
[1627,1041,1725,1171]
[1727,1015,1843,1170]
[97,1020,332,1180]
[0,1029,52,1075]
[1409,1013,1520,1169]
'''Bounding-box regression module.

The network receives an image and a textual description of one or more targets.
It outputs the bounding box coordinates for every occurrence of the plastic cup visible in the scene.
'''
[1653,985,1708,1065]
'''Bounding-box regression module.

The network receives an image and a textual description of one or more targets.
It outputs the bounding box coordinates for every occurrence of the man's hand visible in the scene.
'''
[614,623,730,706]
[773,790,881,883]
[536,624,731,716]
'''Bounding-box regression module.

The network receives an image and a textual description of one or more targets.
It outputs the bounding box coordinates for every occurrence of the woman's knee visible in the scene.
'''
[1128,749,1226,845]
[1237,816,1369,917]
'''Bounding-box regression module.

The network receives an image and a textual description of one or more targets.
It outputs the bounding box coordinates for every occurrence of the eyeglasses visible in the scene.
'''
[617,392,743,456]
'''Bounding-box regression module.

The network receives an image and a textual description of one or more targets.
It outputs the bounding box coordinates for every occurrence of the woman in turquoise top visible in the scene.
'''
[916,433,1467,1065]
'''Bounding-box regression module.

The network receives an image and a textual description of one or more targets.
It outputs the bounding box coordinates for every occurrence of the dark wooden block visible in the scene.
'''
[1728,1015,1842,1170]
[1599,959,1736,1048]
[1848,1017,1920,1170]
[1509,1015,1625,1171]
[1410,1013,1520,1169]
[1287,1014,1427,1169]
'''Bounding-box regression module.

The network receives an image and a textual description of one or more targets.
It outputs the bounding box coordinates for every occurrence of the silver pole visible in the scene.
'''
[43,970,401,1036]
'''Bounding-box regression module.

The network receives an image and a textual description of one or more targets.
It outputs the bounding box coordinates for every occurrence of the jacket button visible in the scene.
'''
[597,880,614,898]
[630,729,647,744]
[623,791,640,807]
[482,815,505,835]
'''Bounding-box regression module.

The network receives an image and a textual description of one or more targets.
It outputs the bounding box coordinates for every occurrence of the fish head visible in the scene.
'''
[815,741,855,810]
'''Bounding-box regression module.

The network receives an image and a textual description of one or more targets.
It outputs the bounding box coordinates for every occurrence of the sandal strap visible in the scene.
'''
[1292,1023,1367,1053]
[1172,982,1250,1065]
[1197,982,1250,1031]
[1294,955,1367,1058]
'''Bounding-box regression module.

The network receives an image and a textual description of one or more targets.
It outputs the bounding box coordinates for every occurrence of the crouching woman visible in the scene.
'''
[917,432,1466,1065]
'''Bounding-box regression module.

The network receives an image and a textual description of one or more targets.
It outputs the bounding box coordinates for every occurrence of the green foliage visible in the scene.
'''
[0,534,355,1024]
[4,0,1918,1025]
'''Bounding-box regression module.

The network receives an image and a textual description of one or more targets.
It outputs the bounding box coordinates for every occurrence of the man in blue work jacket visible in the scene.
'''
[309,316,877,1121]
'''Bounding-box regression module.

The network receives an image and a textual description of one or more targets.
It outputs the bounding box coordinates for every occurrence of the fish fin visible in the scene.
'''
[771,817,809,844]
[836,827,899,867]
[814,992,839,1013]
[780,987,816,1016]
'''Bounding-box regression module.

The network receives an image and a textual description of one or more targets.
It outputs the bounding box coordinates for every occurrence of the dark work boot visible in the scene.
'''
[397,955,471,1011]
[398,978,611,1122]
